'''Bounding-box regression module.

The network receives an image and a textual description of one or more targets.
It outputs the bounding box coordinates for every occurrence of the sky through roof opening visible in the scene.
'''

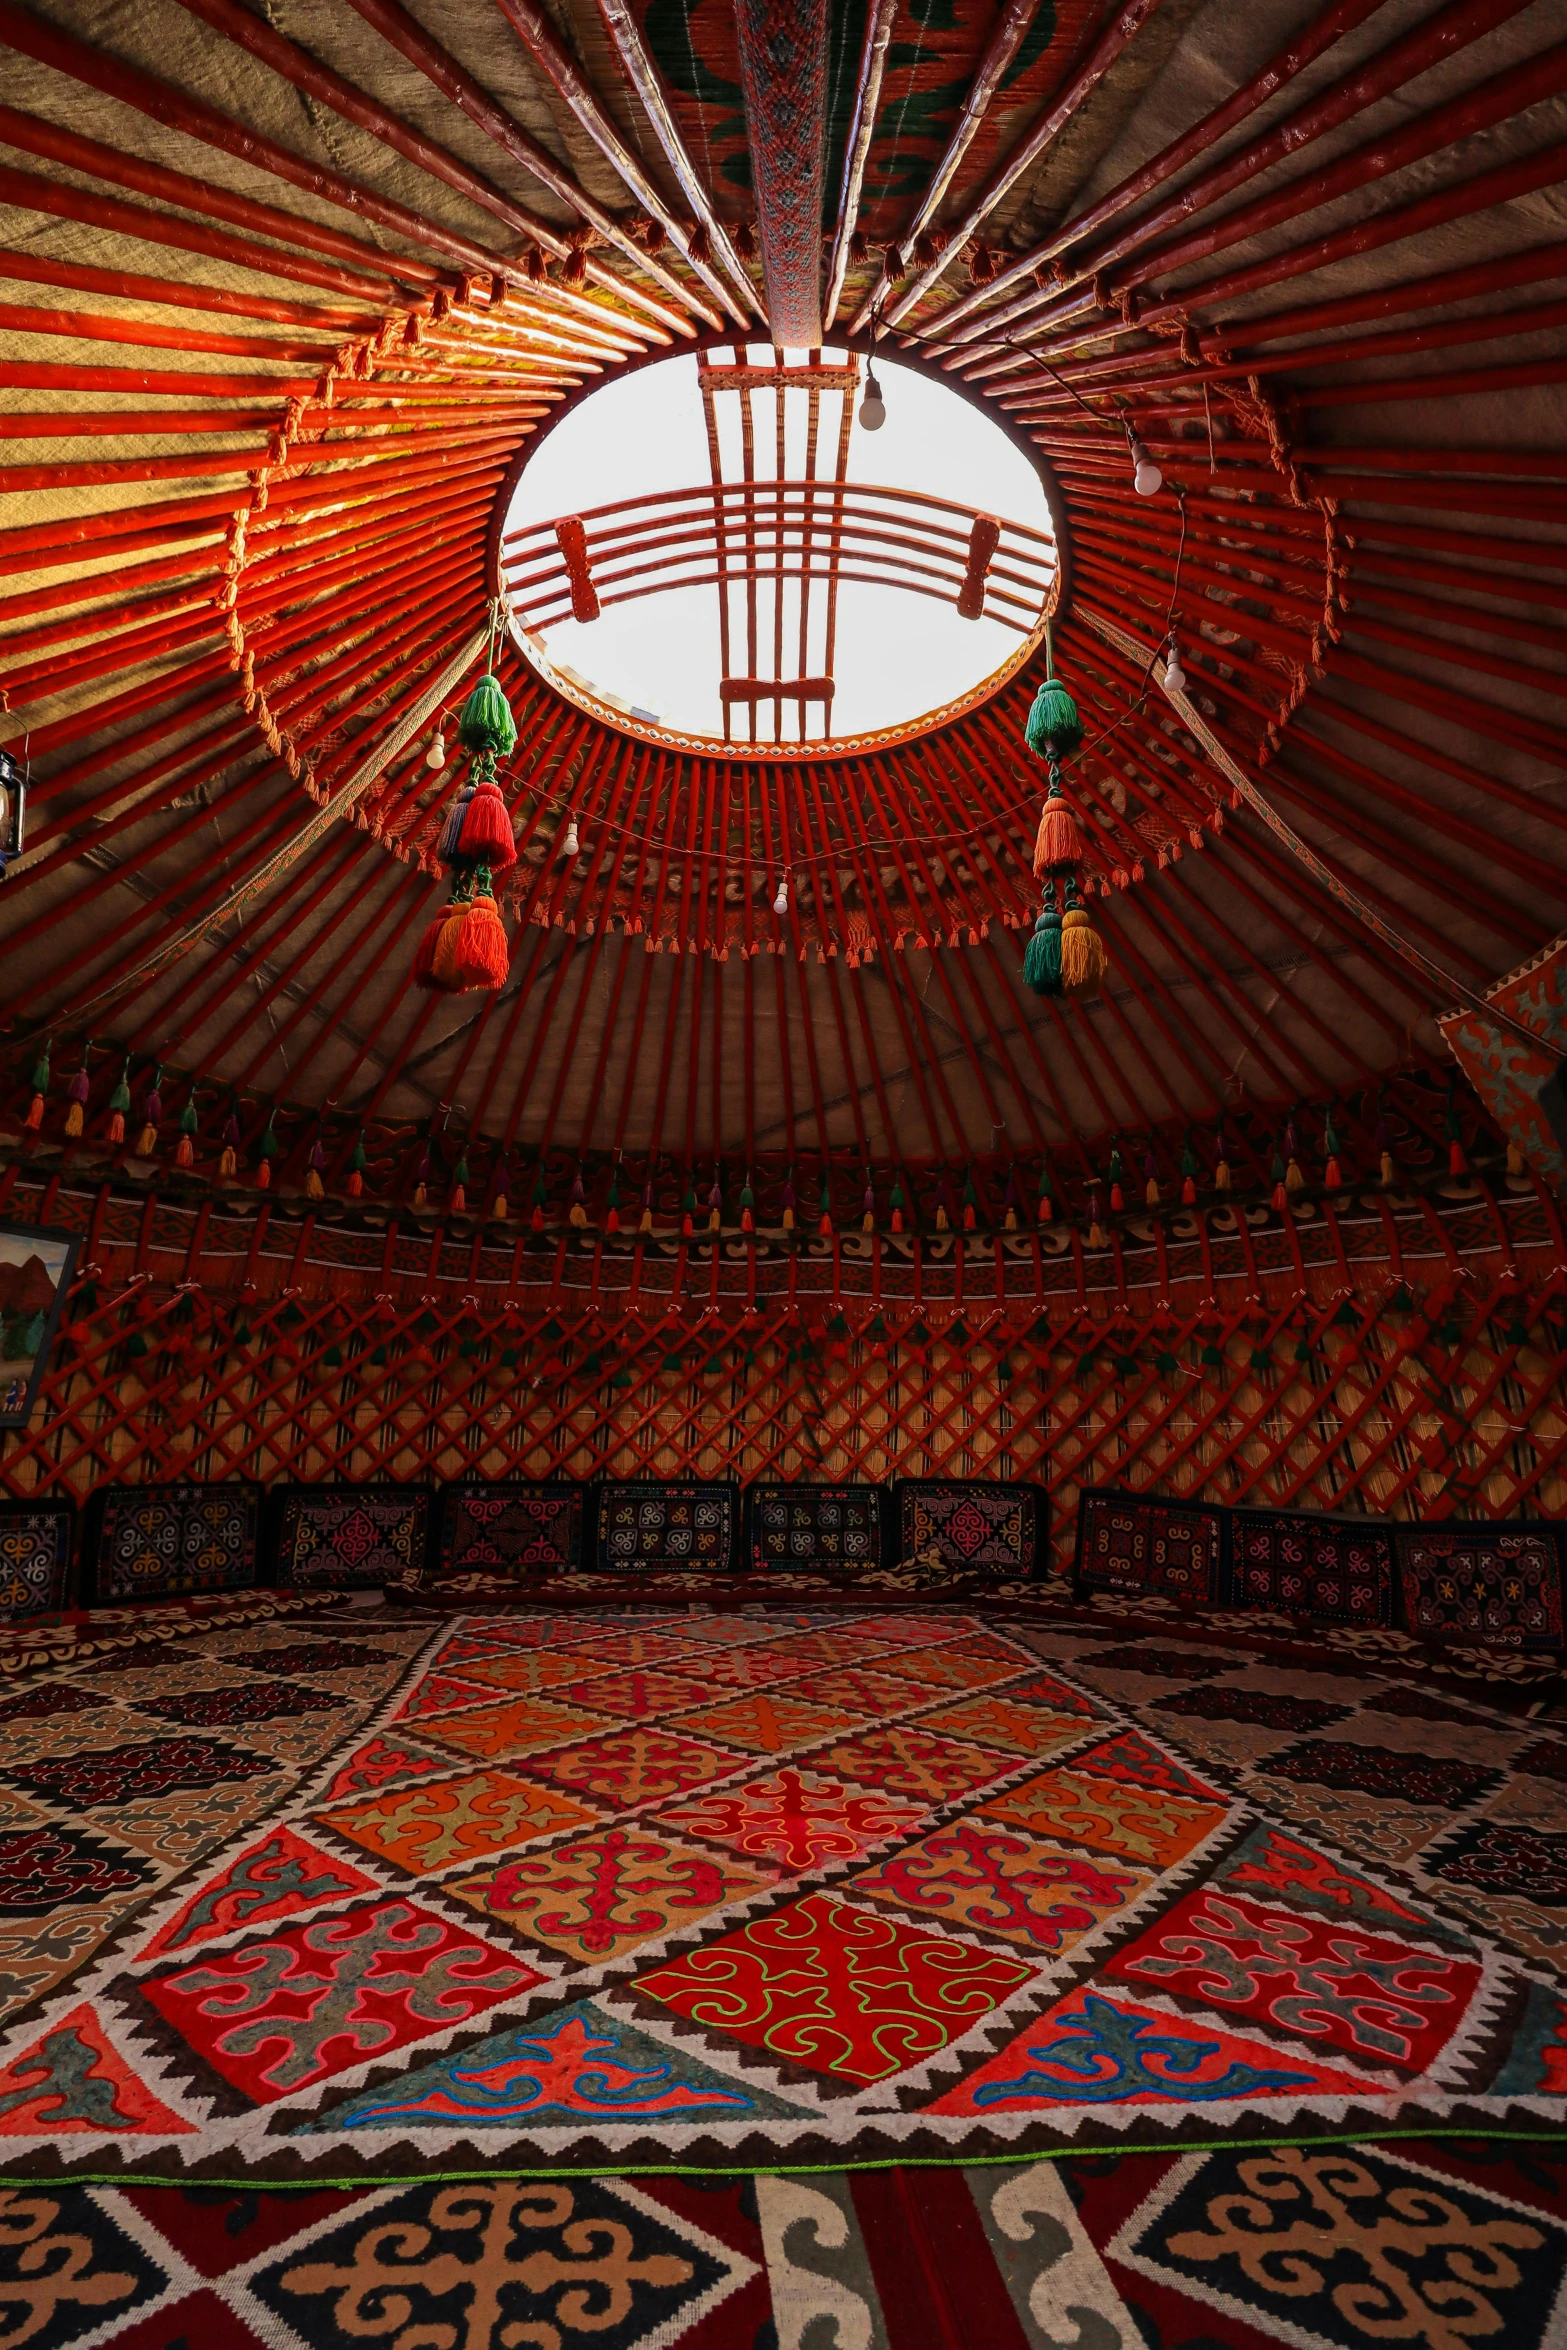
[502,348,1055,744]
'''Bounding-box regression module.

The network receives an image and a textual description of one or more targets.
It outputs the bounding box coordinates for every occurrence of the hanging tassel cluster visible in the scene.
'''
[1180,1136,1198,1204]
[780,1171,795,1232]
[1021,666,1105,999]
[219,1105,240,1178]
[65,1053,90,1139]
[346,1132,368,1198]
[1322,1108,1342,1190]
[105,1058,130,1145]
[175,1093,198,1168]
[414,669,518,993]
[23,1042,48,1132]
[135,1068,163,1159]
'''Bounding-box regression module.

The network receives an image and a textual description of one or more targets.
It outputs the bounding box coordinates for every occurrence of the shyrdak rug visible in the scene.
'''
[438,1482,585,1578]
[897,1479,1044,1578]
[744,1482,882,1575]
[272,1486,431,1590]
[0,1598,1562,2186]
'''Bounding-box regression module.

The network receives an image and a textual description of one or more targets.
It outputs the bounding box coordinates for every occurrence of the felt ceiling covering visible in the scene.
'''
[0,0,1562,1177]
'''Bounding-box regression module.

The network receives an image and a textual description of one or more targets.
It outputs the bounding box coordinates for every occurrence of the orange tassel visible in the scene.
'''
[175,1136,194,1168]
[1032,797,1083,876]
[256,1159,272,1190]
[107,1112,125,1145]
[346,1170,363,1198]
[23,1094,43,1131]
[441,893,509,991]
[412,911,451,988]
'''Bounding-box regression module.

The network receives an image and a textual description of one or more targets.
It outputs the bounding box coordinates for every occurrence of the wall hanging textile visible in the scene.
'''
[1227,1508,1395,1629]
[743,1483,885,1576]
[0,1496,75,1620]
[0,1594,1562,2186]
[7,2138,1564,2350]
[595,1482,739,1574]
[1074,1490,1225,1607]
[895,1481,1046,1580]
[271,1486,433,1592]
[84,1484,263,1604]
[1396,1522,1565,1655]
[437,1482,586,1578]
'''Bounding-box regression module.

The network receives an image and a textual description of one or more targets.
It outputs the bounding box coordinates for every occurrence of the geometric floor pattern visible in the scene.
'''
[0,2138,1563,2350]
[0,1603,1562,2186]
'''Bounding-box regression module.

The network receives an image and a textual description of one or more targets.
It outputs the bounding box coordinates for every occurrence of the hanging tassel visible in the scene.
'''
[1144,1150,1159,1209]
[457,671,518,759]
[605,1171,621,1234]
[175,1094,198,1169]
[739,1175,755,1233]
[1180,1137,1198,1205]
[935,1177,949,1232]
[455,772,517,872]
[134,1069,163,1160]
[219,1106,239,1179]
[1032,761,1084,876]
[65,1058,90,1139]
[1004,1168,1019,1230]
[1270,1152,1288,1213]
[639,1178,654,1235]
[817,1177,832,1238]
[862,1177,875,1234]
[105,1058,131,1145]
[23,1042,49,1131]
[1088,1189,1106,1250]
[436,782,477,864]
[682,1183,696,1239]
[449,1153,468,1216]
[531,1175,547,1232]
[1214,1123,1231,1193]
[889,1180,905,1234]
[962,1171,977,1231]
[1108,1147,1124,1215]
[1506,1139,1524,1176]
[306,1132,326,1200]
[413,902,458,987]
[346,1133,367,1199]
[1037,1162,1053,1224]
[781,1171,796,1232]
[1059,874,1107,996]
[256,1111,278,1189]
[1322,1109,1342,1190]
[437,869,509,991]
[1285,1155,1304,1192]
[1024,672,1083,759]
[707,1177,723,1235]
[1023,877,1063,996]
[569,1168,587,1229]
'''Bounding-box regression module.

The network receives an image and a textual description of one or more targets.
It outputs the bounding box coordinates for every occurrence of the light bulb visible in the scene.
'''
[1130,436,1162,497]
[1163,639,1187,695]
[424,733,446,770]
[561,814,579,857]
[859,371,885,432]
[773,879,788,915]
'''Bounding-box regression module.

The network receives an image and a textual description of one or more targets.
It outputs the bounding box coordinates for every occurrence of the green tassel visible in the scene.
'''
[457,672,517,758]
[258,1113,278,1160]
[350,1136,368,1174]
[109,1061,131,1116]
[1023,879,1063,996]
[28,1046,49,1096]
[179,1099,197,1136]
[1024,674,1083,759]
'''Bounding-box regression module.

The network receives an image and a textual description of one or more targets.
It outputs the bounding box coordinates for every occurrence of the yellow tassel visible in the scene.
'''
[569,1204,587,1229]
[936,1206,948,1231]
[135,1123,158,1156]
[1089,1219,1106,1249]
[1214,1160,1231,1192]
[1285,1157,1304,1192]
[1005,1207,1017,1230]
[1145,1179,1159,1208]
[413,1181,428,1210]
[639,1208,653,1234]
[219,1146,236,1177]
[64,1102,84,1139]
[782,1206,794,1231]
[305,1169,324,1199]
[708,1209,721,1234]
[862,1210,874,1233]
[1506,1140,1524,1175]
[1380,1150,1395,1186]
[1060,907,1108,996]
[492,1193,508,1221]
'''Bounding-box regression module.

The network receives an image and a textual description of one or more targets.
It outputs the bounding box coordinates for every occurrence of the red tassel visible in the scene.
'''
[962,1205,976,1231]
[1271,1178,1287,1211]
[106,1111,125,1144]
[1449,1140,1467,1176]
[1032,798,1083,876]
[256,1159,272,1190]
[682,1212,694,1238]
[347,1170,363,1198]
[22,1094,42,1131]
[741,1208,754,1232]
[891,1208,903,1233]
[456,780,517,873]
[1109,1183,1124,1213]
[412,911,451,987]
[606,1207,620,1234]
[818,1212,832,1237]
[441,893,509,991]
[1325,1156,1341,1188]
[531,1203,545,1232]
[1181,1175,1196,1205]
[1037,1196,1052,1224]
[175,1136,194,1168]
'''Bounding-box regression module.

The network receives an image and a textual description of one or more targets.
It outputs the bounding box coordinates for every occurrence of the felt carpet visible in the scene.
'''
[0,1596,1561,2194]
[1,2136,1563,2349]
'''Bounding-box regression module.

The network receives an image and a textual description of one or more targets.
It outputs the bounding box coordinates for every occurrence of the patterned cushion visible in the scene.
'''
[1396,1523,1563,1653]
[1074,1490,1222,1605]
[89,1484,262,1604]
[273,1487,431,1591]
[0,1498,75,1619]
[745,1484,884,1575]
[594,1483,738,1574]
[438,1483,585,1578]
[896,1480,1046,1581]
[1228,1508,1393,1627]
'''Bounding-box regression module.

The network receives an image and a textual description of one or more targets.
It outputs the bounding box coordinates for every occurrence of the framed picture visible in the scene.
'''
[0,1221,81,1430]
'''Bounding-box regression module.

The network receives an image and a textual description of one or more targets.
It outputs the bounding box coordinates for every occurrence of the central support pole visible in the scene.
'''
[734,0,829,349]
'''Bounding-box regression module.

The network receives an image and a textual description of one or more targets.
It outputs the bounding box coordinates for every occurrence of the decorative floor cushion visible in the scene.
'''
[272,1486,431,1591]
[1396,1521,1563,1652]
[87,1483,263,1603]
[1074,1489,1222,1605]
[0,1496,75,1619]
[895,1480,1046,1581]
[438,1482,586,1578]
[595,1482,737,1574]
[745,1483,884,1576]
[1228,1506,1393,1626]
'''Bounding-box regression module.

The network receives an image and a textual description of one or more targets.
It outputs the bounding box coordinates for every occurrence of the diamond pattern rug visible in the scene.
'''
[0,1598,1560,2190]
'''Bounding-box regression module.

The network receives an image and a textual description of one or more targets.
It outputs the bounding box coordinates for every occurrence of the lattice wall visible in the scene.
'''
[4,1163,1563,1576]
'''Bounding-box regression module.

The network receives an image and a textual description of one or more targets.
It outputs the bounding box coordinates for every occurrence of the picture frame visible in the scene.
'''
[0,1220,81,1430]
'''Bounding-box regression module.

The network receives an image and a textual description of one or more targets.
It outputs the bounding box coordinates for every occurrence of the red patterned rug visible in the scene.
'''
[0,1598,1562,2201]
[0,2139,1562,2348]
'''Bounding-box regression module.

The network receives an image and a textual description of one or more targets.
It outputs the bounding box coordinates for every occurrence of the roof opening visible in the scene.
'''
[500,347,1057,748]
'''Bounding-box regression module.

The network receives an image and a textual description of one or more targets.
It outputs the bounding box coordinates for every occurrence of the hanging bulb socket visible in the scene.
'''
[773,876,789,916]
[1129,433,1162,497]
[1163,635,1187,695]
[561,812,579,858]
[859,370,886,432]
[424,732,446,771]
